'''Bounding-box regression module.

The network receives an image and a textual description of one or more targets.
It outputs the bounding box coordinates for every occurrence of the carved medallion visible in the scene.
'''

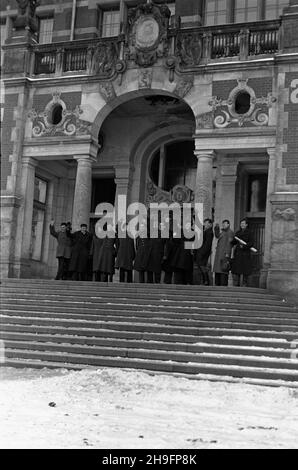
[135,17,160,50]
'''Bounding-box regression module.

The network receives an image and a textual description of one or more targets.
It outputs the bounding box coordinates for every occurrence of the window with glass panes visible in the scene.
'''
[0,18,7,65]
[38,17,53,44]
[101,8,120,38]
[265,0,289,19]
[205,0,228,26]
[204,0,289,25]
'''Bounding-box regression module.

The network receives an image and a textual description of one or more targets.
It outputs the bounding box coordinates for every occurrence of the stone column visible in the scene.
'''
[194,151,215,220]
[20,157,38,259]
[72,156,94,231]
[260,147,277,288]
[219,163,238,229]
[114,164,133,220]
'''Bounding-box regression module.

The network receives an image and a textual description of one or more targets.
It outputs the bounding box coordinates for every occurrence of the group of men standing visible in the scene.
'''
[49,216,255,287]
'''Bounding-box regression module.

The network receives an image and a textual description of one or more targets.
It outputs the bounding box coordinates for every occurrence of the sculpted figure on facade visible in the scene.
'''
[15,0,40,33]
[98,82,116,102]
[139,68,153,89]
[91,42,119,77]
[176,33,203,67]
[174,76,194,98]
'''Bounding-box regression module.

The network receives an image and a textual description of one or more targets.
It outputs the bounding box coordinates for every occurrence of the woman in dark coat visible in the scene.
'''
[68,224,93,281]
[231,218,254,287]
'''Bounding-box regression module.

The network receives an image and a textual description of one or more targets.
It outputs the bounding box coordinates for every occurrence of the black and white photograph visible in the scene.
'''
[0,0,298,452]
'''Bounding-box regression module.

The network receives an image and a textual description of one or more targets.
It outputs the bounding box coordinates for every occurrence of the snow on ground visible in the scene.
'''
[0,367,298,449]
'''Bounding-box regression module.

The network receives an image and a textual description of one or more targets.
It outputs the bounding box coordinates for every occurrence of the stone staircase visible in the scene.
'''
[1,278,298,387]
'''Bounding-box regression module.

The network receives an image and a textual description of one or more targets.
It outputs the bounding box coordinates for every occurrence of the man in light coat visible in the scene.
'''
[213,219,234,286]
[49,220,72,280]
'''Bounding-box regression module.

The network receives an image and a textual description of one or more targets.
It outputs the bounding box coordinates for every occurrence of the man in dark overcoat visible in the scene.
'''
[90,233,104,281]
[134,223,152,283]
[213,219,234,286]
[49,220,72,280]
[115,222,136,283]
[147,224,166,284]
[231,218,254,287]
[68,224,93,281]
[194,218,214,285]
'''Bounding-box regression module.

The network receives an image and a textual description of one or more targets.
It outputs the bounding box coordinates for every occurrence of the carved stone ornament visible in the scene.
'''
[209,79,277,128]
[174,76,194,98]
[196,112,214,130]
[88,41,119,77]
[14,0,40,33]
[273,208,296,221]
[28,92,91,137]
[98,82,116,102]
[176,33,203,67]
[139,68,153,89]
[146,180,194,206]
[126,1,171,67]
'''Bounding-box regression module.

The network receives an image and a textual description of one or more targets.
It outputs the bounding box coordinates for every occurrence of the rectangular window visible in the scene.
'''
[205,0,228,26]
[31,177,48,261]
[1,17,7,66]
[101,8,120,38]
[265,0,289,20]
[234,0,259,23]
[38,17,54,44]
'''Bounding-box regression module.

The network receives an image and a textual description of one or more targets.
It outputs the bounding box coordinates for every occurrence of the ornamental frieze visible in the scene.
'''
[209,79,277,128]
[28,92,91,137]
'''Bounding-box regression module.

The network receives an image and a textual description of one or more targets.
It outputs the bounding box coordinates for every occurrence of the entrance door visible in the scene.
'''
[237,168,268,287]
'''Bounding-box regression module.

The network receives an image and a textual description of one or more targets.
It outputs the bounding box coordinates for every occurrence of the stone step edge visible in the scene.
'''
[0,278,270,293]
[4,348,298,379]
[2,321,297,339]
[2,360,298,389]
[4,339,298,367]
[2,314,298,333]
[3,304,298,321]
[2,307,298,326]
[0,286,282,302]
[1,331,293,353]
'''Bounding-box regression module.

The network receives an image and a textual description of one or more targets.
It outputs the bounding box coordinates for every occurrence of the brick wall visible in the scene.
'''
[283,72,298,185]
[32,91,82,111]
[1,94,18,189]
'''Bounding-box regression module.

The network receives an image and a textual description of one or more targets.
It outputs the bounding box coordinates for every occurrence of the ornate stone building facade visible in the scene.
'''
[1,0,298,296]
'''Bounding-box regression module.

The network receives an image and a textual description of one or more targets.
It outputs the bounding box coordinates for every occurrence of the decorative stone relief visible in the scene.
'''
[89,41,119,77]
[176,33,203,67]
[125,1,171,67]
[209,79,277,128]
[146,180,194,206]
[174,76,194,98]
[28,92,91,137]
[139,68,153,89]
[273,208,296,221]
[196,112,214,130]
[98,82,116,102]
[15,0,39,33]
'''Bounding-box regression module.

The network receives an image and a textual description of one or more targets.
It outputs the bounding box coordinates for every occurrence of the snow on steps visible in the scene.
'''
[1,279,298,387]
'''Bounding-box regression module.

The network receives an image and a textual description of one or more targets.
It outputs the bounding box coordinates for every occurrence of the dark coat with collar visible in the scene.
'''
[231,228,254,275]
[213,226,234,274]
[194,227,214,267]
[49,225,72,259]
[68,230,92,273]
